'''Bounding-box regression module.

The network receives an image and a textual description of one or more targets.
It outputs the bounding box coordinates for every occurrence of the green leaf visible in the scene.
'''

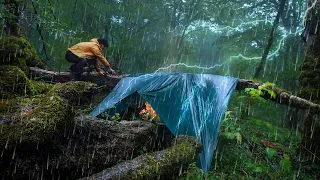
[256,96,268,103]
[237,95,248,99]
[252,136,259,143]
[265,122,273,129]
[223,132,235,139]
[254,167,263,173]
[264,81,275,87]
[267,90,276,99]
[266,148,277,159]
[254,119,263,126]
[248,88,265,98]
[280,158,292,173]
[244,88,255,92]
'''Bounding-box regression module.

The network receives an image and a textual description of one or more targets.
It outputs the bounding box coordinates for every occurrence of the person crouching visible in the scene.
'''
[65,38,116,81]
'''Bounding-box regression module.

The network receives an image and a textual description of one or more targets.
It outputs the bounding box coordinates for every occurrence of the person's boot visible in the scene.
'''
[71,76,77,81]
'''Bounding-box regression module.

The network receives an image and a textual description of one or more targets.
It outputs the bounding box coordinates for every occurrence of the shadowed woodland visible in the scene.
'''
[1,0,320,179]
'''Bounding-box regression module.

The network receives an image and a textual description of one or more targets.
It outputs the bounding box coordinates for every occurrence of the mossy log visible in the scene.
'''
[236,79,320,113]
[79,136,201,180]
[0,87,74,150]
[29,67,124,87]
[0,115,173,179]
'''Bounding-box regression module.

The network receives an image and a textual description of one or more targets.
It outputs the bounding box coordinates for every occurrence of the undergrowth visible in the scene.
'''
[179,109,320,180]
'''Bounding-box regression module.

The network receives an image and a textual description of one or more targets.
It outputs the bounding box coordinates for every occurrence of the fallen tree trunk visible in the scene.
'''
[28,67,124,87]
[1,115,173,179]
[236,79,320,113]
[28,67,320,113]
[79,136,202,180]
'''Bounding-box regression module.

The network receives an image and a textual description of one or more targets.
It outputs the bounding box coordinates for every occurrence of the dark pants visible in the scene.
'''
[65,50,87,80]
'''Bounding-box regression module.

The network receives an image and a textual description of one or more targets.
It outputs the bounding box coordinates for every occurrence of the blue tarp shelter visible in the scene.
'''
[90,73,239,172]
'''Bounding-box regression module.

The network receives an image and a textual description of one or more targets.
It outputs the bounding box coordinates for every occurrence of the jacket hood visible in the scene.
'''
[90,38,99,44]
[90,38,102,49]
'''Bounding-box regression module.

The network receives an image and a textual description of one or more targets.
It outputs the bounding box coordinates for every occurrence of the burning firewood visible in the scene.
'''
[139,102,158,121]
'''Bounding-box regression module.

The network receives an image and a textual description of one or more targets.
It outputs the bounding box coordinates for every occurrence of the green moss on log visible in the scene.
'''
[0,82,96,149]
[49,81,97,105]
[0,98,19,114]
[32,80,54,95]
[0,93,73,149]
[87,136,202,180]
[0,36,44,73]
[132,137,201,179]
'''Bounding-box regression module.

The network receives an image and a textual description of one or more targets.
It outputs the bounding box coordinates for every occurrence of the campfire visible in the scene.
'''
[139,102,158,121]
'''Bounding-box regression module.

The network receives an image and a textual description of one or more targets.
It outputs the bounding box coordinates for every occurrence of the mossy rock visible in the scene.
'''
[1,81,98,146]
[0,81,85,151]
[0,96,43,116]
[0,66,54,97]
[0,93,73,150]
[0,81,96,153]
[0,65,36,96]
[0,36,44,73]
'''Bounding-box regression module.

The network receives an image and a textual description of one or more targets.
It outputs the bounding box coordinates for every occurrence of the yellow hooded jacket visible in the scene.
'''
[68,38,110,73]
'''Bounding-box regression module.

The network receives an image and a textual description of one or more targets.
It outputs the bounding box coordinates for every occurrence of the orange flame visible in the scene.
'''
[139,102,158,120]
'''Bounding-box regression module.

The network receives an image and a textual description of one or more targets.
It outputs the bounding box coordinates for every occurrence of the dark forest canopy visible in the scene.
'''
[0,0,306,91]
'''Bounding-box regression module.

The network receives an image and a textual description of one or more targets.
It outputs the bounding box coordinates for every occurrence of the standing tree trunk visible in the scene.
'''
[31,1,50,61]
[254,0,287,78]
[297,1,320,162]
[2,0,21,36]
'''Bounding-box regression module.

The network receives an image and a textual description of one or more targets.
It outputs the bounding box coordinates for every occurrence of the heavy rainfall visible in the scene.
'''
[0,0,320,179]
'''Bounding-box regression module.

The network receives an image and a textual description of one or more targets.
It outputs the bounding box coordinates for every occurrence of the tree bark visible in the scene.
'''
[236,79,320,113]
[79,136,202,180]
[1,115,174,179]
[254,0,287,78]
[297,0,320,163]
[29,67,125,87]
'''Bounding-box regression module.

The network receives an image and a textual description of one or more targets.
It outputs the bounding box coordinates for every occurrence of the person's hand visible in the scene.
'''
[99,71,105,76]
[109,68,116,75]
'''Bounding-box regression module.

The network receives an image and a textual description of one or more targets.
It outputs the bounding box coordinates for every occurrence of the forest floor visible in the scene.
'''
[179,108,320,179]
